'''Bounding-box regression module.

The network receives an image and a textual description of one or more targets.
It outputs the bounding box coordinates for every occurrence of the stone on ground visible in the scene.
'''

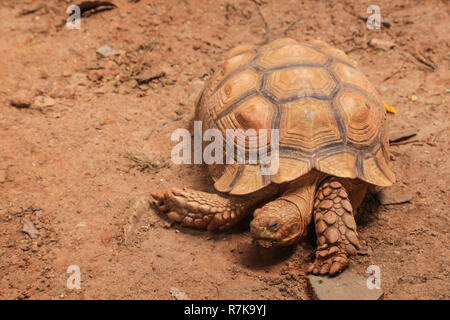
[308,268,384,300]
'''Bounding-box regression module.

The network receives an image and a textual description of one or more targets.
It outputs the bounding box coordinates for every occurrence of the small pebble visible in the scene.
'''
[96,45,119,58]
[169,287,189,300]
[22,218,39,239]
[369,38,395,51]
[34,95,55,108]
[34,210,43,217]
[10,90,33,108]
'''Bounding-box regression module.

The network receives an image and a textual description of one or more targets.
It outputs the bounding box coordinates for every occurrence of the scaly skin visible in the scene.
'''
[151,185,279,231]
[307,179,361,275]
[152,172,367,276]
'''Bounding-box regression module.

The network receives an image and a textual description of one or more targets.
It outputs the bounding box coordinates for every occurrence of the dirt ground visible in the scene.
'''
[0,0,449,300]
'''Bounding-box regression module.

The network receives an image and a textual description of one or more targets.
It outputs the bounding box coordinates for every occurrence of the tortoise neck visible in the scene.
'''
[279,170,325,235]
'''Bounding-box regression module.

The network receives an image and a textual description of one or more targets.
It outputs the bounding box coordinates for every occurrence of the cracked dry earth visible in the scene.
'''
[0,0,449,299]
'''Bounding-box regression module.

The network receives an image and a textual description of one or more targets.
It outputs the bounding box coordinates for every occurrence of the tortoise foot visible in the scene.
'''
[151,188,249,231]
[307,244,350,275]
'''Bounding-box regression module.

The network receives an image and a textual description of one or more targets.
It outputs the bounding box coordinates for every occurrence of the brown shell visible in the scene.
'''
[196,38,395,195]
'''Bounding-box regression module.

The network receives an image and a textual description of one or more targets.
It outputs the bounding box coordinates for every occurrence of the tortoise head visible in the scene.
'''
[250,199,304,248]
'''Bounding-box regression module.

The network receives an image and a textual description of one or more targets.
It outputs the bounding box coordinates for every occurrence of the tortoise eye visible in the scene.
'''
[269,222,280,231]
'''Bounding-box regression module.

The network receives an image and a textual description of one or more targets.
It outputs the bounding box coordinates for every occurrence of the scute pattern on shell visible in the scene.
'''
[196,38,395,195]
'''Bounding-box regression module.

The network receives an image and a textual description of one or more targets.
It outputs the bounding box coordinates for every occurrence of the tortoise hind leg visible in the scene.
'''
[308,179,361,275]
[152,188,270,231]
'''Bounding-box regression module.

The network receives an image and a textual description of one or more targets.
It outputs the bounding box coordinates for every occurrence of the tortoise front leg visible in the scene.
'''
[308,179,361,275]
[151,187,274,231]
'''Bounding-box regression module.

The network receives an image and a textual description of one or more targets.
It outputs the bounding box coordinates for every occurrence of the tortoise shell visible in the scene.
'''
[196,38,395,195]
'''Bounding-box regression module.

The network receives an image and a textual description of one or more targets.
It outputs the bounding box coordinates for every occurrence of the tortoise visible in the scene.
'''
[152,38,395,275]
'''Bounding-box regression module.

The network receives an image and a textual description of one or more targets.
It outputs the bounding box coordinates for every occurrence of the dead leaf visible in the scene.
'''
[20,6,44,16]
[384,102,397,114]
